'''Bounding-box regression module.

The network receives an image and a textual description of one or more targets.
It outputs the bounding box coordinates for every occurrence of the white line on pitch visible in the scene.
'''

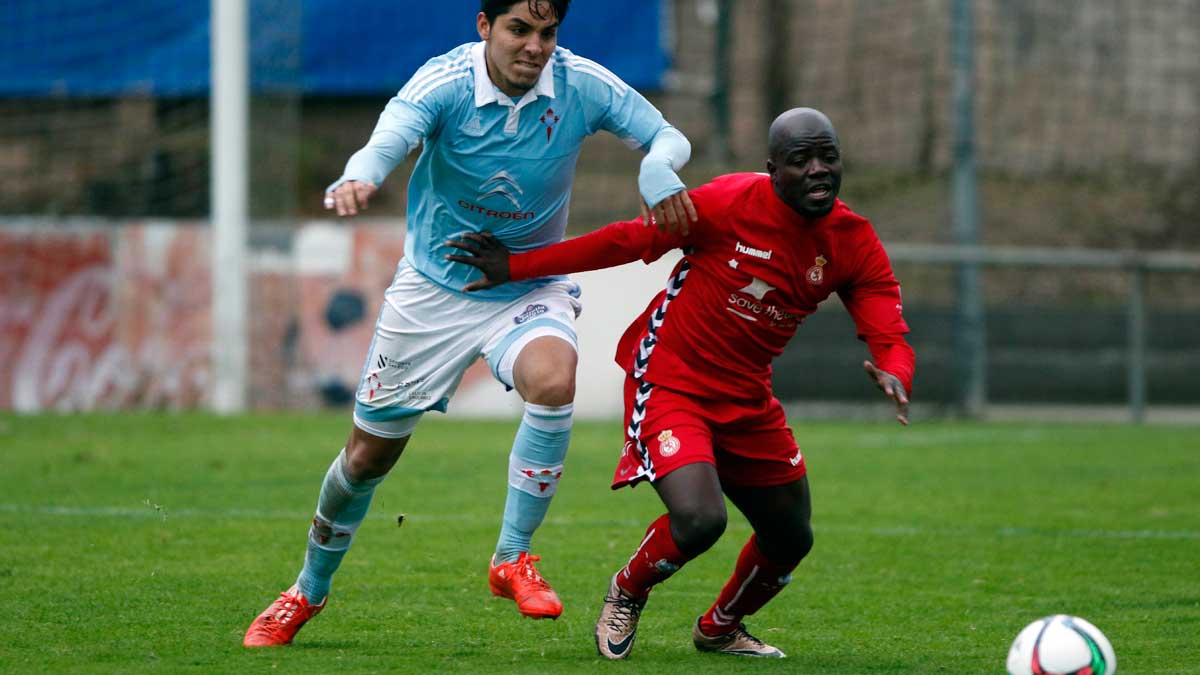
[1,503,1197,541]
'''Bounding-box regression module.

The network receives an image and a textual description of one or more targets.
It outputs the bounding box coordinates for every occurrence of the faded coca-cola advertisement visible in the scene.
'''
[0,222,615,414]
[0,226,211,411]
[0,223,387,412]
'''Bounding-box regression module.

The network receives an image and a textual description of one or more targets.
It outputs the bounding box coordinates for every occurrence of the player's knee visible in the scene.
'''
[344,437,406,481]
[521,371,576,406]
[671,505,727,556]
[791,521,815,563]
[760,521,814,566]
[344,449,381,482]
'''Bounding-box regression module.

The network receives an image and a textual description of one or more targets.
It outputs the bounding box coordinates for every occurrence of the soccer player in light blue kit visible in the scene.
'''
[244,0,695,647]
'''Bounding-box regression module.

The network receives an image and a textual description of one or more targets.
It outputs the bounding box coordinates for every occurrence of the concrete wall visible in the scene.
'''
[0,220,678,417]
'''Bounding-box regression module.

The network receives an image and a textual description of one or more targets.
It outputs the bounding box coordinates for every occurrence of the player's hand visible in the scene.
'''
[444,232,511,292]
[324,180,377,217]
[863,360,909,426]
[640,189,698,236]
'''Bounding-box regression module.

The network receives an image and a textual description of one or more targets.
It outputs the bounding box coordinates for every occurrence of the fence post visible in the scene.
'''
[762,0,791,131]
[1128,264,1147,423]
[951,0,986,418]
[709,0,733,165]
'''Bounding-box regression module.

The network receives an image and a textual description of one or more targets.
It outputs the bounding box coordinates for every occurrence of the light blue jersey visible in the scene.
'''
[331,41,687,301]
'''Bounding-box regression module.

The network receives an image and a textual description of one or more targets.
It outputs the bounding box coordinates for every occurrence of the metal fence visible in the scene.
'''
[3,0,1199,415]
[888,244,1200,422]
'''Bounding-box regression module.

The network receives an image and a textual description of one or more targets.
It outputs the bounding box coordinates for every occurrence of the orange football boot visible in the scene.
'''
[488,552,563,619]
[243,585,325,647]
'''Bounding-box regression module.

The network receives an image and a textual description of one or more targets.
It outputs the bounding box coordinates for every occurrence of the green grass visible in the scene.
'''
[1,414,1197,673]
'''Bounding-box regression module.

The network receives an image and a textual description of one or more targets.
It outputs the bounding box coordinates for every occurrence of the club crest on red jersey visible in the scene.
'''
[657,429,681,457]
[807,255,828,285]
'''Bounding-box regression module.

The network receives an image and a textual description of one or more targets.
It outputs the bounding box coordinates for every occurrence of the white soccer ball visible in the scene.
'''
[1006,614,1116,675]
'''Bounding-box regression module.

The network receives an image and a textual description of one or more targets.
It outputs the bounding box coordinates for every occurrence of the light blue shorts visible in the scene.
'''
[352,262,581,438]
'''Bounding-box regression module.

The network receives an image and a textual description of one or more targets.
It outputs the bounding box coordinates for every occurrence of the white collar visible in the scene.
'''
[471,41,556,109]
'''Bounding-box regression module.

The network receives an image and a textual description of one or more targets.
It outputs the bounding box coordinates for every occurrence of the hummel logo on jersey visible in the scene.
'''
[735,241,773,260]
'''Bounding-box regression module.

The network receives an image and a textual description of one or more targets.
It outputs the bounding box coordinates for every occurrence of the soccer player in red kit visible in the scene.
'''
[447,107,914,659]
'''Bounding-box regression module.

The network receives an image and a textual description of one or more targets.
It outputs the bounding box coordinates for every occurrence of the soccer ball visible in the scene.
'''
[1006,614,1116,675]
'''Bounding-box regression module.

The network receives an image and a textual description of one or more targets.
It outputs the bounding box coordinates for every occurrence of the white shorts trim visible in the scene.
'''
[352,412,423,439]
[489,325,578,390]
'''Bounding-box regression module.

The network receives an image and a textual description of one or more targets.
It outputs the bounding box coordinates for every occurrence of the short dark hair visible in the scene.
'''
[480,0,570,25]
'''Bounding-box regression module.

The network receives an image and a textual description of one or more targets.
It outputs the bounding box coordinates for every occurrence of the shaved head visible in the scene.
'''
[768,108,839,159]
[766,107,843,219]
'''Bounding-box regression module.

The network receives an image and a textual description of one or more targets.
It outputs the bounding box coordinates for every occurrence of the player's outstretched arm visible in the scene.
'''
[863,360,910,426]
[445,233,511,292]
[323,82,440,217]
[448,218,678,292]
[324,180,378,217]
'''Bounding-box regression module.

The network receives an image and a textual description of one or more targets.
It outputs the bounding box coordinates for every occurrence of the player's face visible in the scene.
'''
[767,134,843,219]
[477,1,560,97]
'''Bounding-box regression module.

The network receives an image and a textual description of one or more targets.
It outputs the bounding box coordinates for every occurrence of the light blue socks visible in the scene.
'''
[295,449,385,604]
[494,402,573,563]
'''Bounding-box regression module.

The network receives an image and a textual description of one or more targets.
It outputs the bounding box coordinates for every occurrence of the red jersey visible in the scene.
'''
[509,172,915,401]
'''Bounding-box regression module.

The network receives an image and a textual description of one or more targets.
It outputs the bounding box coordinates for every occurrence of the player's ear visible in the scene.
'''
[766,158,777,177]
[477,12,491,40]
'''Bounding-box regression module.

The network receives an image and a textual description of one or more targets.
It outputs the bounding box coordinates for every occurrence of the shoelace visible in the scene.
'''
[516,555,552,591]
[252,592,303,636]
[730,624,765,647]
[604,590,644,631]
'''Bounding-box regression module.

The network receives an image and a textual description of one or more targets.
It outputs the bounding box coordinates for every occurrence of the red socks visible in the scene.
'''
[616,517,799,633]
[615,513,690,599]
[698,534,797,636]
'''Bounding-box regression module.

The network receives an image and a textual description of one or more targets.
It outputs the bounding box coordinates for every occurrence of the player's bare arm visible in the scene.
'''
[445,232,512,291]
[640,190,698,236]
[862,360,909,426]
[324,180,378,217]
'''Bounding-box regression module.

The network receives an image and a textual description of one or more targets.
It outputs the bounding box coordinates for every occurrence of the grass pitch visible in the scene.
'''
[1,413,1197,673]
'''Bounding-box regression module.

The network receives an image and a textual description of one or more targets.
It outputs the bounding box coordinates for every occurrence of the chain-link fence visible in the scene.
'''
[2,0,1198,412]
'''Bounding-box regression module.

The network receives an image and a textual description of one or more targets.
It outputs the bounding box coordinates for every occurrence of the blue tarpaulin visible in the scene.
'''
[0,0,666,96]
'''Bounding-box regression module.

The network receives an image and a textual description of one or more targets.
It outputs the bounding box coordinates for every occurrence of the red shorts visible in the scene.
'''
[613,375,806,490]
